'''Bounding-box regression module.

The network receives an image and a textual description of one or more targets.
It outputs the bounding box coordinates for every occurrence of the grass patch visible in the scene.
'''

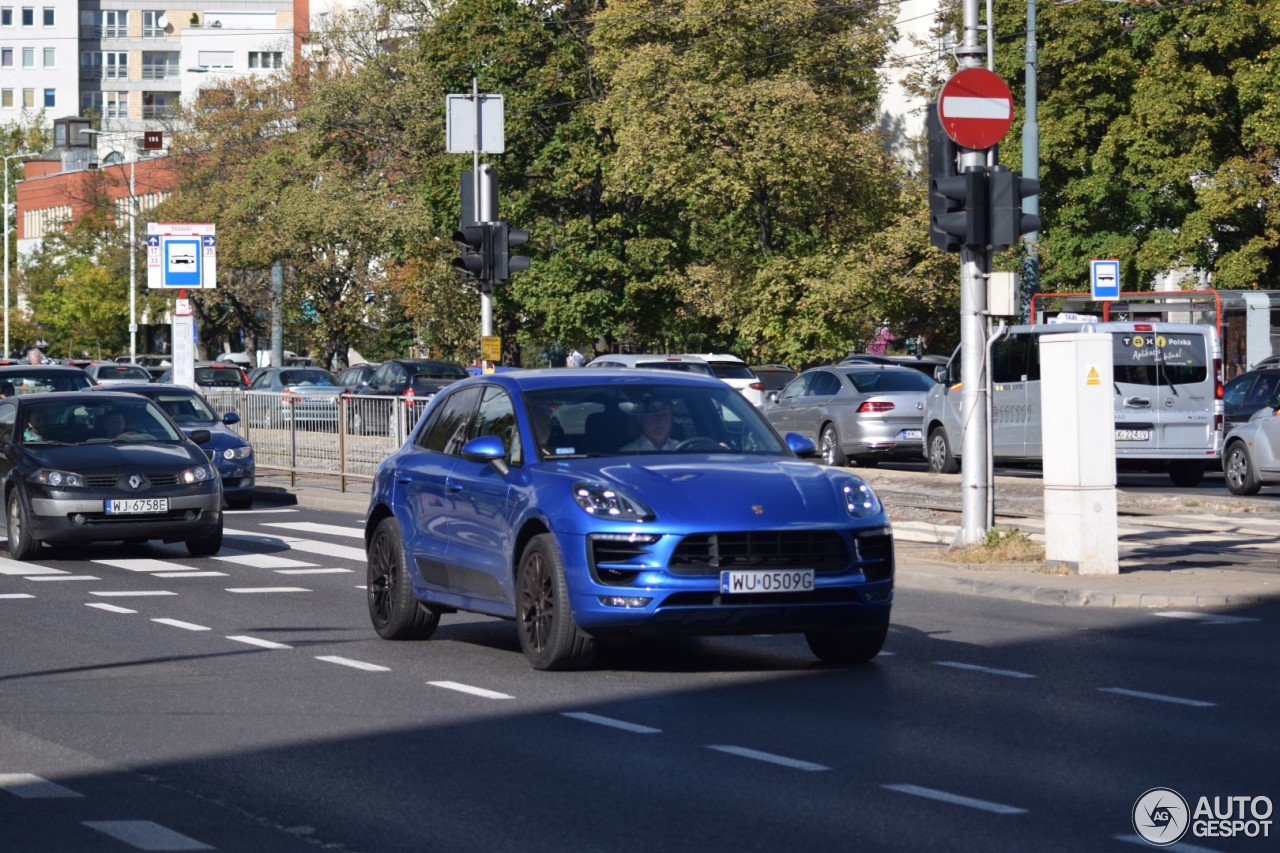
[945,526,1045,564]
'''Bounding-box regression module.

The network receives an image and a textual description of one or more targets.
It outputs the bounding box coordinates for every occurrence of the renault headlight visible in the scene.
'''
[573,482,655,522]
[222,445,252,461]
[842,479,883,518]
[32,469,86,488]
[180,464,216,484]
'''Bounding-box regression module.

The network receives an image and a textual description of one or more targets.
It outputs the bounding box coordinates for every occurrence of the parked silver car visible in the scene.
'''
[1223,403,1280,494]
[763,365,933,467]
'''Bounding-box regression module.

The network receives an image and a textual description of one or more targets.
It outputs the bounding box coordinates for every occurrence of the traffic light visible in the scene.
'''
[491,222,530,282]
[988,167,1041,250]
[932,167,989,249]
[452,223,490,284]
[926,103,962,252]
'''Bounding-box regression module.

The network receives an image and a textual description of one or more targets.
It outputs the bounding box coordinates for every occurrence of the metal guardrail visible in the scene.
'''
[200,390,430,491]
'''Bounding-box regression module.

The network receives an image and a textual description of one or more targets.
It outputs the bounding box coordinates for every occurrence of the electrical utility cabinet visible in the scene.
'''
[1039,332,1120,575]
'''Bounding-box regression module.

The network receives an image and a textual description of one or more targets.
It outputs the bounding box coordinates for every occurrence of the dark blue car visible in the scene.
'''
[98,384,255,509]
[364,369,894,670]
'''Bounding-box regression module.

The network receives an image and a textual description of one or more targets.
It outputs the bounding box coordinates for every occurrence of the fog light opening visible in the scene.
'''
[184,510,197,521]
[599,595,652,608]
[72,513,86,525]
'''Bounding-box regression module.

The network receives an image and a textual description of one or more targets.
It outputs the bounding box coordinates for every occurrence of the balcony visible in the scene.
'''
[140,65,178,80]
[141,105,176,120]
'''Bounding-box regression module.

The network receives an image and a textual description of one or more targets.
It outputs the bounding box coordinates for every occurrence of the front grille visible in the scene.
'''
[669,531,850,574]
[856,530,894,581]
[84,472,182,489]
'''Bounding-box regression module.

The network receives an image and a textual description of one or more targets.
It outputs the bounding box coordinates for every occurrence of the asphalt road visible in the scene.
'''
[1,504,1276,852]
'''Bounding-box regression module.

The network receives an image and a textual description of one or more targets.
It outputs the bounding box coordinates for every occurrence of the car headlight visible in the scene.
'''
[222,445,252,460]
[31,469,86,488]
[842,479,883,518]
[180,464,217,484]
[573,482,655,522]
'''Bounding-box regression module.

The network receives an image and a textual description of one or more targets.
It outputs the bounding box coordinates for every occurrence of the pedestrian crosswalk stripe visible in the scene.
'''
[83,820,212,851]
[213,552,318,569]
[265,521,363,539]
[94,558,177,573]
[0,559,65,575]
[0,773,83,798]
[224,528,366,562]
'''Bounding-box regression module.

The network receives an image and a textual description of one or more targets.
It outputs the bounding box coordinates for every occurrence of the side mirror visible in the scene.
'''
[933,365,949,384]
[189,429,212,445]
[785,432,818,458]
[766,391,780,404]
[461,434,509,475]
[222,412,241,426]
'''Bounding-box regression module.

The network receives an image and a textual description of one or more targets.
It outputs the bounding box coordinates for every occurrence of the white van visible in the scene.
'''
[923,321,1223,486]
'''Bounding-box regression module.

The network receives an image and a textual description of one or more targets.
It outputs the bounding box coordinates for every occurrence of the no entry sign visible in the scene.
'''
[937,68,1014,150]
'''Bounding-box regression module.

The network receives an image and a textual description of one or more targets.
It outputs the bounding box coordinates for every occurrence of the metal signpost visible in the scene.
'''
[147,223,216,390]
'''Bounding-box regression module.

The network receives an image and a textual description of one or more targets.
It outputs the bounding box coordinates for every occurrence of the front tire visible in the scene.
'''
[516,534,595,670]
[6,490,40,560]
[367,516,438,640]
[186,519,223,556]
[820,424,848,467]
[805,621,889,664]
[927,427,960,474]
[1224,443,1261,496]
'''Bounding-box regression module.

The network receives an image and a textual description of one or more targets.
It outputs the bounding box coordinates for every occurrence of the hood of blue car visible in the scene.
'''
[546,456,878,529]
[177,422,248,450]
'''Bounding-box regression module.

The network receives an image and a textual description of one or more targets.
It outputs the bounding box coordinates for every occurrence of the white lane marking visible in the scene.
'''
[239,508,297,514]
[83,820,212,851]
[0,593,35,599]
[27,575,100,582]
[86,602,136,614]
[274,568,353,575]
[1153,610,1259,625]
[1114,833,1224,852]
[265,521,363,539]
[705,745,829,772]
[428,681,513,700]
[562,712,661,734]
[883,783,1027,815]
[0,773,83,798]
[151,618,211,632]
[227,635,292,650]
[152,572,228,578]
[93,559,176,573]
[224,528,366,562]
[935,661,1036,679]
[1098,687,1216,708]
[90,590,177,597]
[213,553,317,569]
[0,562,65,575]
[316,656,389,672]
[225,586,311,594]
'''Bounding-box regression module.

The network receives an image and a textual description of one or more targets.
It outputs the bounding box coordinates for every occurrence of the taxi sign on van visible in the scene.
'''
[1049,312,1099,324]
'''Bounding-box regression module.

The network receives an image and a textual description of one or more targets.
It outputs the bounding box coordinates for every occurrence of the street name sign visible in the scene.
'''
[147,223,217,289]
[937,68,1014,150]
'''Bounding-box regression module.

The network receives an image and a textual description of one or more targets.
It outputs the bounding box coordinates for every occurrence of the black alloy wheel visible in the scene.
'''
[367,516,438,640]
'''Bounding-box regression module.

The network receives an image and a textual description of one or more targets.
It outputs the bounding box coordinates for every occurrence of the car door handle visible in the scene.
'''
[1123,396,1151,408]
[446,481,463,493]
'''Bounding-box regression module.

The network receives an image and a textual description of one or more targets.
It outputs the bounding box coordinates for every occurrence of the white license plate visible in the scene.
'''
[720,569,815,595]
[1115,429,1151,441]
[899,429,922,440]
[105,498,169,515]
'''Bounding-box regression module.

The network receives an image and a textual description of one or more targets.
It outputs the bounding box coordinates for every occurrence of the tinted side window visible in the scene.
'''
[416,387,480,455]
[992,334,1034,383]
[1113,332,1207,386]
[0,401,14,443]
[470,385,518,463]
[810,371,841,396]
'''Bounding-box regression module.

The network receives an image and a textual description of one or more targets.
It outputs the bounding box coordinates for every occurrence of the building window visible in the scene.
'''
[1,49,11,68]
[82,10,126,39]
[141,51,178,79]
[41,46,51,67]
[142,91,173,120]
[20,7,30,27]
[41,86,51,107]
[248,51,283,70]
[41,6,50,26]
[0,9,10,27]
[142,10,165,38]
[21,87,32,107]
[196,51,233,70]
[0,89,10,108]
[20,45,30,67]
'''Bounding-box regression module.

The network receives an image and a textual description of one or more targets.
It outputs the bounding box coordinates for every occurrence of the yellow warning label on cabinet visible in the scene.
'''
[1086,366,1100,385]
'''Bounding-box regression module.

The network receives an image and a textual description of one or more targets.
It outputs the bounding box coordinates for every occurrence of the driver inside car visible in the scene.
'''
[619,398,679,452]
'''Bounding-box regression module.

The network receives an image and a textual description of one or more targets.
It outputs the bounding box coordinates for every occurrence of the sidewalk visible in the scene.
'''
[252,470,1280,611]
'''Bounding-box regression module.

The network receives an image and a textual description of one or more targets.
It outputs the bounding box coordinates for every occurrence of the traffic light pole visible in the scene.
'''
[479,164,494,341]
[956,0,992,546]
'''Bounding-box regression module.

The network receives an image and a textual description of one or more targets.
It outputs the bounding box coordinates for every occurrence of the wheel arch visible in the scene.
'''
[364,501,396,548]
[511,517,551,584]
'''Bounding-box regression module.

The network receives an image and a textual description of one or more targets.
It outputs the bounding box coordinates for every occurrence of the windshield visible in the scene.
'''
[410,365,468,381]
[708,363,756,380]
[20,398,183,445]
[847,370,935,393]
[635,361,715,376]
[280,369,336,386]
[141,391,219,425]
[525,383,785,459]
[97,365,152,381]
[1112,332,1208,386]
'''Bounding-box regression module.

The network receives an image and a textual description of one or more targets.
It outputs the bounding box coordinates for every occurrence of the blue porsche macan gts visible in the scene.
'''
[364,369,894,670]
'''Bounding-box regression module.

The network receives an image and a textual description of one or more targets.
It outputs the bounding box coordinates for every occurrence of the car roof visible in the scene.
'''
[586,353,710,366]
[450,367,725,393]
[91,383,200,395]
